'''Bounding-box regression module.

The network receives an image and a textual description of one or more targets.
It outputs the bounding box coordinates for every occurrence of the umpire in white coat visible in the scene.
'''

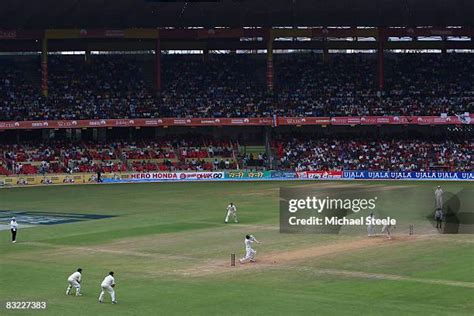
[10,217,18,243]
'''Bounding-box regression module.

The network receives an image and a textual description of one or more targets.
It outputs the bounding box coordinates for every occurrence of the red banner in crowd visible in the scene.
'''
[280,115,473,126]
[277,117,332,125]
[0,115,471,130]
[0,118,273,130]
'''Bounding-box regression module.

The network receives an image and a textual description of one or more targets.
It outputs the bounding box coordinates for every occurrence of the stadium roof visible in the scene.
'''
[1,0,473,29]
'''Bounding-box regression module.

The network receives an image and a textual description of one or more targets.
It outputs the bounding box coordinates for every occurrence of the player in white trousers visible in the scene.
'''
[66,268,83,296]
[99,271,117,304]
[381,224,393,240]
[435,186,443,210]
[240,234,259,263]
[367,212,376,237]
[225,202,238,223]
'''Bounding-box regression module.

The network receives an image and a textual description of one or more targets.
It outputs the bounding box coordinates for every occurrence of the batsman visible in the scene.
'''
[240,234,260,263]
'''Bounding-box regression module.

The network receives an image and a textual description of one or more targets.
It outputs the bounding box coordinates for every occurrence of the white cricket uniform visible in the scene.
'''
[381,224,392,239]
[435,188,443,209]
[240,236,257,263]
[225,204,238,223]
[367,215,375,236]
[99,275,116,303]
[66,272,82,295]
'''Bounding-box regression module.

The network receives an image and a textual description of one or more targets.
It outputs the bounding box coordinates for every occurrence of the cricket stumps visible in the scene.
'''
[230,253,236,266]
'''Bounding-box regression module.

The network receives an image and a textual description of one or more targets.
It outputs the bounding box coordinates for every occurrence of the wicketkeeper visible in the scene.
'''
[66,268,83,296]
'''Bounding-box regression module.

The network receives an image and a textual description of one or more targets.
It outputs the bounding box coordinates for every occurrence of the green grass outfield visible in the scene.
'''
[0,180,473,316]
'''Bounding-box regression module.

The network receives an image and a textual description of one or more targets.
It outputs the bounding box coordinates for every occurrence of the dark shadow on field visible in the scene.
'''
[425,189,474,234]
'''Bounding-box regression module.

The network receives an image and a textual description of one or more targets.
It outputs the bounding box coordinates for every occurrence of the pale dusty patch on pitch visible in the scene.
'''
[13,223,277,262]
[178,235,420,277]
[20,241,197,261]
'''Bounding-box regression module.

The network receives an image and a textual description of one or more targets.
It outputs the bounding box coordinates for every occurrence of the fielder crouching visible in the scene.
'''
[240,234,260,263]
[225,202,238,224]
[66,268,83,296]
[99,271,117,304]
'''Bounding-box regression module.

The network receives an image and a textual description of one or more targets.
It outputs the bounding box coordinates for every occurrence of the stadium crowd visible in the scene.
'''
[1,53,473,121]
[277,138,473,172]
[0,139,239,175]
[1,137,471,175]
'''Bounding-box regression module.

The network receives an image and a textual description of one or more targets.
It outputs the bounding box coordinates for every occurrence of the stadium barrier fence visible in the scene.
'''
[0,170,472,187]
